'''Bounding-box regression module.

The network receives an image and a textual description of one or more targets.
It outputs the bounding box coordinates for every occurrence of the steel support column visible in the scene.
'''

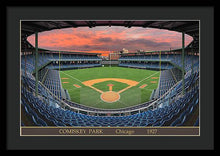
[59,51,61,71]
[191,47,194,75]
[35,32,38,96]
[24,51,26,77]
[182,32,185,95]
[159,51,161,71]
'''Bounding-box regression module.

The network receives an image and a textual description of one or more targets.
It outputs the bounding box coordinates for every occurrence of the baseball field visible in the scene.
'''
[60,67,160,109]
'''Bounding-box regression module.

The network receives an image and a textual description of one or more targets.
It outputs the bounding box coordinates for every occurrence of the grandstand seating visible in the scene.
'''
[119,62,173,70]
[119,54,199,72]
[21,52,102,73]
[43,69,62,99]
[46,63,101,70]
[154,69,176,98]
[21,77,199,127]
[21,51,200,127]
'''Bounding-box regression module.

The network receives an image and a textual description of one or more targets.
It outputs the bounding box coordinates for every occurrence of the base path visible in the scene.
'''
[82,78,139,94]
[82,78,139,103]
[82,78,139,93]
[82,77,157,103]
[117,85,133,94]
[82,78,139,87]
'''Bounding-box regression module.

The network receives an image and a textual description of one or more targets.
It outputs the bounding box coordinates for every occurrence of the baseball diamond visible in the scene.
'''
[60,67,160,109]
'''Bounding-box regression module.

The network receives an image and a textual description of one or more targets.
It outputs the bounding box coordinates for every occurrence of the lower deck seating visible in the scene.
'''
[43,69,62,99]
[157,69,176,98]
[46,63,101,70]
[21,74,199,127]
[119,54,199,73]
[119,62,173,70]
[21,53,102,74]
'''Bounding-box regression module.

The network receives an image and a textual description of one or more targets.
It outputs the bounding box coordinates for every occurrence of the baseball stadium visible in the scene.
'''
[20,21,199,127]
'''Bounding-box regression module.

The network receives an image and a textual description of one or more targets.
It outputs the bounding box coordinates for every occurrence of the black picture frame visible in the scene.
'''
[3,1,215,150]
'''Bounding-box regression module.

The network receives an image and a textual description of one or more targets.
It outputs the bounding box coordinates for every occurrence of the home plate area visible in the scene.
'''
[100,91,120,103]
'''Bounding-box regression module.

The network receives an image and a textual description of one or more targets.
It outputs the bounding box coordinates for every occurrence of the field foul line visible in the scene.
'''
[92,100,104,107]
[60,70,160,102]
[117,99,131,107]
[141,88,155,91]
[138,71,160,84]
[66,87,79,92]
[60,71,82,83]
[117,85,133,94]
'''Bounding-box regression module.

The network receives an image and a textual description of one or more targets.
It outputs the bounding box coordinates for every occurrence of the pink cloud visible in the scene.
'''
[27,25,193,55]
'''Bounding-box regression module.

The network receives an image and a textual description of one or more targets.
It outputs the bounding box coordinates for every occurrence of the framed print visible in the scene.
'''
[5,5,214,150]
[20,20,200,136]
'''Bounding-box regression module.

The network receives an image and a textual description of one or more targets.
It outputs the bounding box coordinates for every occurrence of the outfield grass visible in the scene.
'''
[60,67,160,109]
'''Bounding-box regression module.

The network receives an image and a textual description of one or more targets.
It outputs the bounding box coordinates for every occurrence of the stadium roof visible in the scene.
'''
[21,21,199,52]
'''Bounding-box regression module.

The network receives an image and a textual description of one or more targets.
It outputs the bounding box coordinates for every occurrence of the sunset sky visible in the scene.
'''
[27,26,193,56]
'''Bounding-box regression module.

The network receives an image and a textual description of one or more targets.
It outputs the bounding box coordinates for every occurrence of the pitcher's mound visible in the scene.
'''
[100,91,120,103]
